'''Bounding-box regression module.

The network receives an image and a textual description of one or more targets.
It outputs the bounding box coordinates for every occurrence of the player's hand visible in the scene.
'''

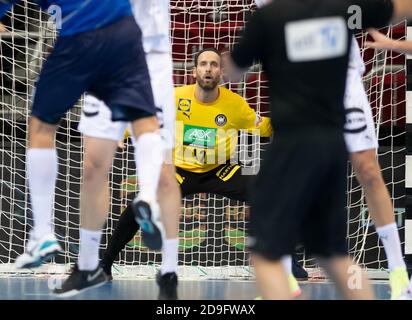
[221,51,244,82]
[255,114,263,127]
[117,140,126,150]
[221,51,231,82]
[0,23,7,32]
[365,29,396,51]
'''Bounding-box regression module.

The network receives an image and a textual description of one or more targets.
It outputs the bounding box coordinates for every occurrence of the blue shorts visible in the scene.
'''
[31,16,155,124]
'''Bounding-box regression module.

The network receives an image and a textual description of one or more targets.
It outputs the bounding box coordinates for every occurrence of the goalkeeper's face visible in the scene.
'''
[193,51,222,91]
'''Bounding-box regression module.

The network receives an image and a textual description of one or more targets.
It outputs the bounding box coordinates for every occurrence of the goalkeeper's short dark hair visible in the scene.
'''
[194,48,221,67]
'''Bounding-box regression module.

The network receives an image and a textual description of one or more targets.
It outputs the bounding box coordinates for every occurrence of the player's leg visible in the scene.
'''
[15,35,92,269]
[210,163,306,294]
[344,69,408,299]
[98,43,181,298]
[71,96,140,279]
[98,45,179,281]
[78,100,125,273]
[154,166,206,300]
[100,166,194,281]
[309,137,374,300]
[145,51,181,299]
[320,256,374,299]
[80,136,117,264]
[156,163,181,300]
[100,204,140,279]
[253,254,291,299]
[100,165,177,280]
[14,117,63,269]
[351,150,408,299]
[53,96,126,297]
[248,138,308,299]
[90,17,165,251]
[312,224,374,299]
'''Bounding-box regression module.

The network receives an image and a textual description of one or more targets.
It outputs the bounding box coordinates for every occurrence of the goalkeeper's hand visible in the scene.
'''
[117,140,126,150]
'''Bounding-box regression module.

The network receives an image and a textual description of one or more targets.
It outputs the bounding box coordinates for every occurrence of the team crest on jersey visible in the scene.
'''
[215,114,227,126]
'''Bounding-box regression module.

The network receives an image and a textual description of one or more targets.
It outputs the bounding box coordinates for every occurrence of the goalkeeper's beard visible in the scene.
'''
[197,77,219,91]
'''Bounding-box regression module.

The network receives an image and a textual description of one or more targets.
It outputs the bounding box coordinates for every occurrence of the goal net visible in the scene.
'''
[0,0,406,280]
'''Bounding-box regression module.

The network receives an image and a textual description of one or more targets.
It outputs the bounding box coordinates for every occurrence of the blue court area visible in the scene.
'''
[0,277,391,300]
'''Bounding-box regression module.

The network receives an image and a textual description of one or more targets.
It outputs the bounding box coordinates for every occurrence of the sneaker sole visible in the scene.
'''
[16,246,61,269]
[54,279,108,298]
[132,201,164,250]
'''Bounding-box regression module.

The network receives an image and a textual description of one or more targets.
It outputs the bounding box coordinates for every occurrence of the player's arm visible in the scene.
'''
[222,51,247,82]
[360,0,412,54]
[226,9,265,77]
[365,29,412,54]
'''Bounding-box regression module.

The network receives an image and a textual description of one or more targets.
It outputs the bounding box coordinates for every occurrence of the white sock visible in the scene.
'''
[160,238,178,275]
[27,149,57,240]
[376,223,406,271]
[134,132,164,202]
[281,255,292,276]
[78,228,102,271]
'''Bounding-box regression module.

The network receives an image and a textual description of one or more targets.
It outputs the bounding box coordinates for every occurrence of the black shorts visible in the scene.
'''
[31,16,155,124]
[176,163,252,202]
[249,130,349,260]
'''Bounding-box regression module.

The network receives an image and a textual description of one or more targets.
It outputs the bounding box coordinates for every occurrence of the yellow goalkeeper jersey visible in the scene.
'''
[174,84,272,173]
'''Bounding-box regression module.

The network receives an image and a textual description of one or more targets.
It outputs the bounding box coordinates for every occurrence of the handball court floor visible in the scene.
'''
[0,277,391,300]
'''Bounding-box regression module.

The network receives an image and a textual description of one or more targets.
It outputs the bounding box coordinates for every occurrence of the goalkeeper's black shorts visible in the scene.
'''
[176,163,252,202]
[248,129,349,260]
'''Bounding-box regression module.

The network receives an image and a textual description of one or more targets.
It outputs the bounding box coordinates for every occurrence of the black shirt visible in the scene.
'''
[231,0,393,134]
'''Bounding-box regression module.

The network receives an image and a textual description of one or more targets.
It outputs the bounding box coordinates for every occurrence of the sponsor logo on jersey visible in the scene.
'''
[178,98,192,119]
[216,163,241,181]
[215,114,227,126]
[83,110,99,117]
[183,124,216,148]
[178,98,192,112]
[285,17,347,62]
[344,107,367,133]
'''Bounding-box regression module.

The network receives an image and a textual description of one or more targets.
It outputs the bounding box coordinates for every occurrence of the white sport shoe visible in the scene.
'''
[131,197,164,250]
[15,233,62,269]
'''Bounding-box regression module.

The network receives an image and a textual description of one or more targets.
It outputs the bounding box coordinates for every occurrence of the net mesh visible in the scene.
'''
[0,1,406,279]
